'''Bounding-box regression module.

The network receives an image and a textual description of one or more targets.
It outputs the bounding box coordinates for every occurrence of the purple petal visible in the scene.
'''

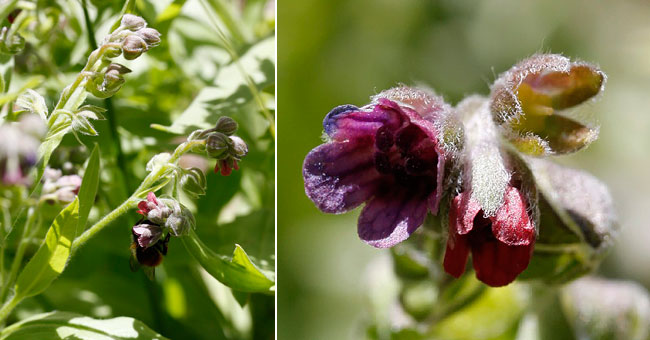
[303,142,381,213]
[133,223,163,248]
[357,190,428,248]
[323,102,403,141]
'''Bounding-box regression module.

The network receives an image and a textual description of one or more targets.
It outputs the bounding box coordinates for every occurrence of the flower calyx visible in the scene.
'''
[189,116,249,176]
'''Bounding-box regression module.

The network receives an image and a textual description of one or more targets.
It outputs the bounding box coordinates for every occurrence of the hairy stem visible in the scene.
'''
[71,139,206,255]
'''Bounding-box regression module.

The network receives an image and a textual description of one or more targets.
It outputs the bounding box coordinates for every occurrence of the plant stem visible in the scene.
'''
[0,206,38,302]
[0,294,18,327]
[70,139,205,255]
[70,198,136,256]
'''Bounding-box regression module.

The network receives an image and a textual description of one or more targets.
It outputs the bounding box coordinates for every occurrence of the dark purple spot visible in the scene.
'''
[405,157,425,175]
[374,152,392,174]
[374,126,394,152]
[396,125,423,152]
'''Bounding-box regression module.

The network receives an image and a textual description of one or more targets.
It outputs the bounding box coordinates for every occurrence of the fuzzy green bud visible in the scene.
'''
[206,132,230,159]
[215,116,238,135]
[229,136,248,158]
[122,35,147,60]
[137,28,161,47]
[121,14,146,31]
[180,167,206,198]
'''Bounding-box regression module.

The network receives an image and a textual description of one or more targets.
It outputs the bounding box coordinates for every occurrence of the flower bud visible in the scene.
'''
[228,136,248,158]
[137,192,172,224]
[102,69,125,92]
[490,54,605,156]
[121,14,146,31]
[518,158,616,283]
[206,132,230,159]
[214,116,238,135]
[562,277,650,340]
[122,35,147,60]
[180,167,206,198]
[106,63,132,74]
[161,199,195,236]
[104,45,122,58]
[136,28,161,47]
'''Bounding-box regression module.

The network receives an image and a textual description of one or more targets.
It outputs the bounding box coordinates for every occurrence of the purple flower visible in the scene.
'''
[42,168,82,203]
[303,88,448,248]
[0,114,45,186]
[132,221,163,248]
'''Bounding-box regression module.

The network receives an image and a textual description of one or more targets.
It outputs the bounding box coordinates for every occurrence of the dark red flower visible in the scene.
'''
[303,91,448,248]
[443,185,535,287]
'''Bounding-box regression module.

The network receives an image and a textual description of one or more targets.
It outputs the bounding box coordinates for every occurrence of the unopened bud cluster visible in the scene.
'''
[191,116,249,176]
[85,15,160,98]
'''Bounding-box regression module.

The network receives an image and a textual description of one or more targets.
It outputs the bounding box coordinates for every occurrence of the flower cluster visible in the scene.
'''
[303,54,615,287]
[0,114,46,186]
[85,15,160,99]
[41,168,82,204]
[130,192,194,270]
[192,116,249,176]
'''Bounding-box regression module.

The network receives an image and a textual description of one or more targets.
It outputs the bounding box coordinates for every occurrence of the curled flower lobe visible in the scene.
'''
[303,88,449,248]
[490,54,605,155]
[443,186,536,287]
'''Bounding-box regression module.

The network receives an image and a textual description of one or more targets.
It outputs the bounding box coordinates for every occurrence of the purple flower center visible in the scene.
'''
[372,123,438,192]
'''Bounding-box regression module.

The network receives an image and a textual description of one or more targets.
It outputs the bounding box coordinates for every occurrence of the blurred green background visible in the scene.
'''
[278,0,650,338]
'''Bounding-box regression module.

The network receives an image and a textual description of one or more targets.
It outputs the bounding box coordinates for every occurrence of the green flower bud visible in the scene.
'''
[215,116,238,135]
[121,14,146,31]
[122,35,147,60]
[518,158,617,284]
[180,167,206,198]
[206,132,230,159]
[104,45,122,58]
[228,136,248,158]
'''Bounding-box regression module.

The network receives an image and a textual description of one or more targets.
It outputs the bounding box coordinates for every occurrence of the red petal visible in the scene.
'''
[443,229,470,278]
[450,192,482,235]
[490,186,535,246]
[471,236,534,287]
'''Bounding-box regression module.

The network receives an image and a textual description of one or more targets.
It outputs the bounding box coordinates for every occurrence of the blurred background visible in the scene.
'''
[278,0,650,338]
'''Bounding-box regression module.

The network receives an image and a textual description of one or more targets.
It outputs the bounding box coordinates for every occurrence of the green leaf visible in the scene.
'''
[0,311,168,340]
[152,36,275,134]
[77,144,101,235]
[181,229,274,294]
[15,89,48,121]
[72,115,98,136]
[13,198,79,299]
[77,105,107,120]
